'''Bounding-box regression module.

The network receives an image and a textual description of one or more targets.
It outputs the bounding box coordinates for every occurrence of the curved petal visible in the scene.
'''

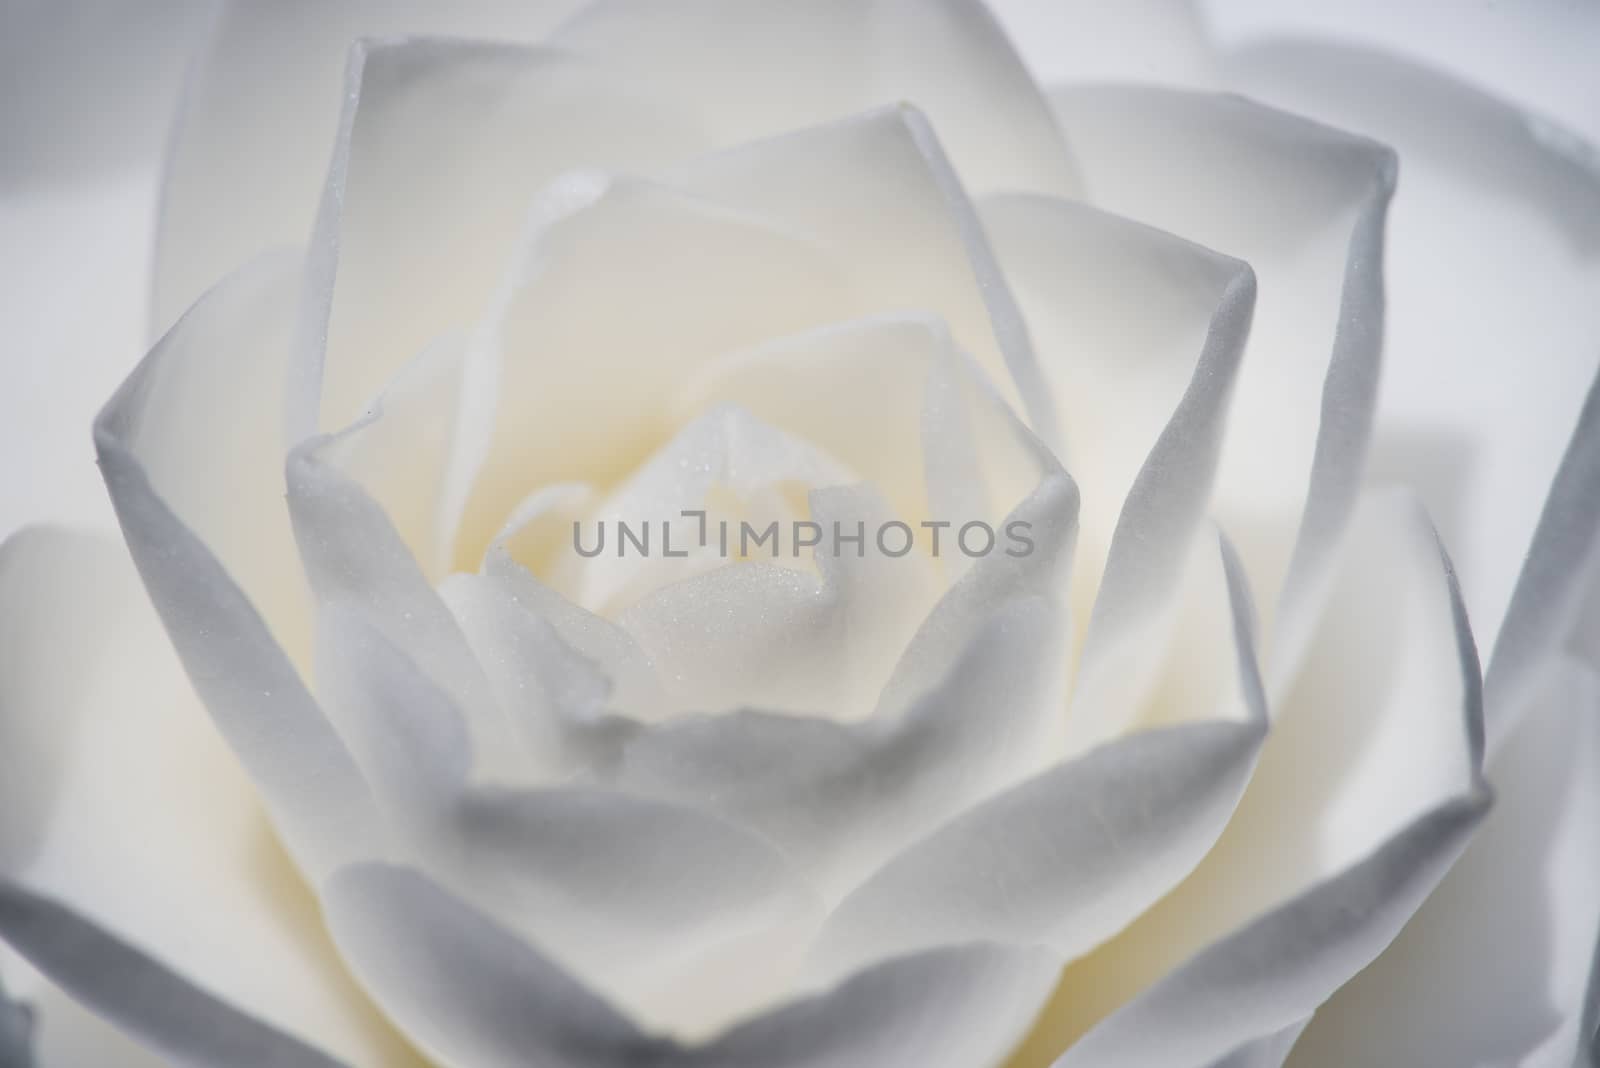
[154,0,588,333]
[324,863,1060,1068]
[551,0,1080,198]
[1050,86,1397,689]
[0,527,420,1065]
[1485,369,1600,752]
[672,314,1040,572]
[94,253,380,882]
[287,426,516,774]
[984,0,1217,88]
[1289,659,1600,1067]
[313,607,823,1038]
[0,881,347,1068]
[1056,793,1486,1068]
[1022,491,1487,1066]
[1210,41,1600,683]
[316,332,470,582]
[980,193,1257,746]
[298,36,714,438]
[667,105,1061,445]
[809,530,1266,983]
[0,978,30,1065]
[447,558,664,758]
[1205,1019,1309,1068]
[455,106,1062,566]
[611,593,1067,901]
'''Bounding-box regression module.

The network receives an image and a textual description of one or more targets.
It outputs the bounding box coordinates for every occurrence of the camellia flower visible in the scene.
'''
[2,2,1597,1067]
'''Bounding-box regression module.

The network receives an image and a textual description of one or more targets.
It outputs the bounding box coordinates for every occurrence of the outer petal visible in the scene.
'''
[981,194,1257,745]
[1050,86,1396,692]
[1209,41,1600,686]
[452,106,1062,568]
[551,0,1080,197]
[298,36,714,439]
[808,531,1266,982]
[1014,492,1487,1066]
[1053,794,1486,1068]
[1289,659,1600,1066]
[153,0,588,332]
[95,253,380,880]
[0,881,346,1068]
[0,528,418,1065]
[1485,371,1600,752]
[1206,1019,1311,1068]
[313,606,823,1039]
[984,0,1217,88]
[323,863,1061,1068]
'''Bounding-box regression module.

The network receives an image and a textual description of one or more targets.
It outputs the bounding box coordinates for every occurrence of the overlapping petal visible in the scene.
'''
[551,0,1081,197]
[0,527,417,1065]
[1052,86,1396,692]
[325,862,1061,1068]
[1014,492,1487,1066]
[808,531,1266,983]
[982,194,1258,746]
[94,253,380,881]
[155,0,590,333]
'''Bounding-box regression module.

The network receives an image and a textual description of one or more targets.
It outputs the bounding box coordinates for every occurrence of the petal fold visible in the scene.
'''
[324,863,1059,1068]
[809,531,1266,982]
[1051,86,1396,682]
[0,881,346,1068]
[155,0,588,332]
[95,254,380,881]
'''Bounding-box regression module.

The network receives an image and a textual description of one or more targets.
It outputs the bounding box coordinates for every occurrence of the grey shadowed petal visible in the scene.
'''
[321,863,1060,1068]
[0,881,345,1068]
[0,974,32,1068]
[1487,369,1600,754]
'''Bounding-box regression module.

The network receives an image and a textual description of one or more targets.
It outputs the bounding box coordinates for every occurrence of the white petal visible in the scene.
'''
[981,193,1256,746]
[984,0,1218,88]
[321,863,652,1068]
[458,555,665,731]
[288,407,517,774]
[313,607,822,1038]
[1289,659,1600,1067]
[95,255,380,881]
[1486,372,1600,752]
[1036,492,1487,1066]
[552,0,1080,197]
[0,527,417,1065]
[1205,1019,1310,1068]
[611,492,918,720]
[324,862,1060,1068]
[674,314,1046,576]
[299,36,713,438]
[0,882,346,1068]
[807,531,1265,983]
[1056,794,1486,1068]
[612,593,1067,900]
[1210,42,1600,689]
[565,404,856,620]
[316,332,470,582]
[154,0,588,333]
[1200,6,1600,145]
[453,170,856,567]
[3,960,167,1068]
[1051,86,1396,690]
[456,106,1060,565]
[667,105,1061,444]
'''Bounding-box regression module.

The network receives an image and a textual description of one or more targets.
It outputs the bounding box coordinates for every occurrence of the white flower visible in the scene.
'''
[2,2,1597,1067]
